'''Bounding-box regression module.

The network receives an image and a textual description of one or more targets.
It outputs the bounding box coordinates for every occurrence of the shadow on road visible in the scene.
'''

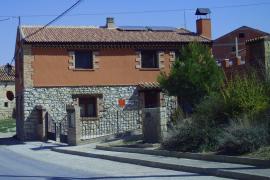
[0,136,23,146]
[30,141,67,151]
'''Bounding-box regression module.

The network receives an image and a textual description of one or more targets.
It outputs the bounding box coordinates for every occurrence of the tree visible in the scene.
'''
[158,42,224,111]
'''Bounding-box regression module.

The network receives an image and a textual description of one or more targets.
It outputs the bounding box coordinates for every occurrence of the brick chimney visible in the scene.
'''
[106,17,116,29]
[195,8,212,39]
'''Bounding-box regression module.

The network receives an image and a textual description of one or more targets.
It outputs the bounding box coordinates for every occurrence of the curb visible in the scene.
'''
[52,147,270,180]
[96,145,270,167]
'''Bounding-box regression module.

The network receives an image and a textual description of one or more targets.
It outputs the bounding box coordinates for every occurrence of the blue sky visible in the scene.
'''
[0,0,269,65]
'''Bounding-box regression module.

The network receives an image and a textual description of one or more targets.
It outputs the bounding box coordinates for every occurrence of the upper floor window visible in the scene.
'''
[239,33,245,38]
[75,51,93,69]
[141,51,159,68]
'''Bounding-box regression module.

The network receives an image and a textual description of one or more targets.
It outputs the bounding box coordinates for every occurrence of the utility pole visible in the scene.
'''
[18,16,21,27]
[235,37,239,57]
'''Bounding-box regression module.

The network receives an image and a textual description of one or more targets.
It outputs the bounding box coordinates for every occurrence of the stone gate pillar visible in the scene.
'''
[66,104,81,146]
[142,107,167,143]
[36,105,46,141]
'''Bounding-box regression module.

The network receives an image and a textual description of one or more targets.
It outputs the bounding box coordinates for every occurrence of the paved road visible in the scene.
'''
[0,138,231,180]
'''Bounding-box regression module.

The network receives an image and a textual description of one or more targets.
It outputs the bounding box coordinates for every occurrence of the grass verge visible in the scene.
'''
[244,146,270,160]
[0,118,16,133]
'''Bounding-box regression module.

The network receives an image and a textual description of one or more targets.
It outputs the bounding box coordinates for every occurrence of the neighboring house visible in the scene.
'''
[0,66,15,119]
[213,26,269,62]
[15,16,211,142]
[246,36,270,80]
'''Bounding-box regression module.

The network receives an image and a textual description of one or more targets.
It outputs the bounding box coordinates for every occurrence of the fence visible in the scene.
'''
[80,110,141,139]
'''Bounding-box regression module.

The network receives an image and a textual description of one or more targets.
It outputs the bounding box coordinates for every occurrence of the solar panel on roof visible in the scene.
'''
[147,26,177,31]
[118,26,148,31]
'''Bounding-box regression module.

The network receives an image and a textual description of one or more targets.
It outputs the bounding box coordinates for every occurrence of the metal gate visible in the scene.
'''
[45,113,68,143]
[80,110,141,140]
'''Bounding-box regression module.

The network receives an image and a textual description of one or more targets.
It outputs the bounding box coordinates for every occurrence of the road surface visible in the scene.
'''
[0,138,231,180]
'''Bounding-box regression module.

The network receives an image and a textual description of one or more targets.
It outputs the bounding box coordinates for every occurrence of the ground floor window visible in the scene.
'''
[79,97,97,117]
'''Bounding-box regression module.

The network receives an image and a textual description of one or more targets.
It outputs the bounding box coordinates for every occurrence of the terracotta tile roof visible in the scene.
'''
[246,35,270,43]
[20,26,210,43]
[0,66,15,82]
[138,82,160,89]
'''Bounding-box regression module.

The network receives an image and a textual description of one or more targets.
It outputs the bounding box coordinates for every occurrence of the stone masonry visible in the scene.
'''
[22,86,176,140]
[0,81,15,119]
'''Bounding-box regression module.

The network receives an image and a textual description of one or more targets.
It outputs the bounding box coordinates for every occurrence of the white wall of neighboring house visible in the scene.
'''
[0,82,15,119]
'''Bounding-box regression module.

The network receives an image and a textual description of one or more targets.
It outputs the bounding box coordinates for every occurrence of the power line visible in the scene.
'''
[8,0,83,66]
[24,0,82,39]
[0,18,10,22]
[0,1,269,18]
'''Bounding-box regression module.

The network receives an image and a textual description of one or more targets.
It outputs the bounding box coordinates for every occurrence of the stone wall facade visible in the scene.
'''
[20,86,177,140]
[0,82,15,119]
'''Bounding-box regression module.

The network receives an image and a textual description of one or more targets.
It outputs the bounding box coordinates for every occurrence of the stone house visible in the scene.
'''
[0,66,15,119]
[15,17,211,143]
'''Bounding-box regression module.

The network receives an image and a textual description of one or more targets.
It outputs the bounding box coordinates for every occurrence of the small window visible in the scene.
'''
[75,51,93,69]
[141,51,159,68]
[79,97,97,117]
[4,102,8,107]
[232,46,236,52]
[239,33,245,38]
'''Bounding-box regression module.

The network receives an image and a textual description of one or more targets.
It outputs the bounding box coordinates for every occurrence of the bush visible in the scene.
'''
[222,73,270,121]
[193,72,270,131]
[217,123,269,155]
[194,92,229,127]
[162,122,204,152]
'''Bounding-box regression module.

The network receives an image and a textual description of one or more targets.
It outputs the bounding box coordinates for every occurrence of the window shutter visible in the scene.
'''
[135,51,141,69]
[169,51,176,69]
[93,51,100,69]
[68,51,75,70]
[158,51,165,69]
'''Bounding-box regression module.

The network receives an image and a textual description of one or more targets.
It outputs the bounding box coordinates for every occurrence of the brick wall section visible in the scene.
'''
[213,27,268,60]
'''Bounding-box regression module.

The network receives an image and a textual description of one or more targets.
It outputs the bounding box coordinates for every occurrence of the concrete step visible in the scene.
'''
[52,146,270,180]
[96,145,270,167]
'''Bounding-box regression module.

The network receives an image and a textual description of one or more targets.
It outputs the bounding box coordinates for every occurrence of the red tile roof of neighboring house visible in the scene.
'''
[20,26,210,43]
[0,66,15,82]
[246,35,270,43]
[214,26,269,41]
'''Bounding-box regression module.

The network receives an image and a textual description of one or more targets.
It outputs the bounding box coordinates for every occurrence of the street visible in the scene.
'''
[0,138,230,180]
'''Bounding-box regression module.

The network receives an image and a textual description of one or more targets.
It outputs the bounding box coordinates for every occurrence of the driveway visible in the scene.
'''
[0,137,231,180]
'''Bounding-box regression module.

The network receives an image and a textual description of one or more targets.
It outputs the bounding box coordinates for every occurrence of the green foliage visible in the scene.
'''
[246,146,270,160]
[194,92,228,127]
[0,118,16,133]
[222,73,270,120]
[158,42,224,105]
[162,122,205,152]
[217,123,269,155]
